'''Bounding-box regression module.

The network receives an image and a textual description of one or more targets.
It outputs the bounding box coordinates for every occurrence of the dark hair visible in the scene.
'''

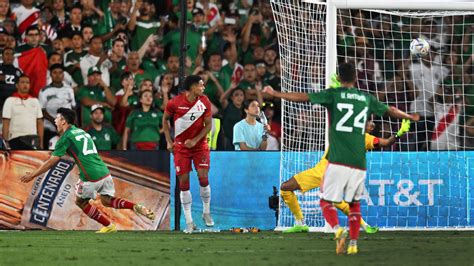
[18,74,29,81]
[90,35,102,43]
[241,99,258,118]
[48,52,61,61]
[71,31,83,39]
[49,63,64,72]
[112,38,125,47]
[183,75,202,91]
[57,108,76,125]
[120,71,133,83]
[25,25,39,35]
[70,4,83,12]
[2,47,13,54]
[338,62,356,83]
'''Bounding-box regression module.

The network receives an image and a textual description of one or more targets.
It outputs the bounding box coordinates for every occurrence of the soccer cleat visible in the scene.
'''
[202,213,215,227]
[184,222,197,234]
[365,225,379,234]
[133,204,155,220]
[347,244,358,255]
[334,227,348,255]
[96,223,117,234]
[283,225,309,233]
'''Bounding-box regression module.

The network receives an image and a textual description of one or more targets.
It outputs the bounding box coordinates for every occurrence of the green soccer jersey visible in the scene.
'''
[87,125,120,150]
[126,109,163,143]
[308,88,389,169]
[76,85,113,126]
[64,50,88,86]
[131,18,161,51]
[52,126,110,181]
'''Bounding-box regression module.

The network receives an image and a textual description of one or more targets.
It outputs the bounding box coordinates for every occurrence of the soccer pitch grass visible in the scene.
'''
[0,231,473,266]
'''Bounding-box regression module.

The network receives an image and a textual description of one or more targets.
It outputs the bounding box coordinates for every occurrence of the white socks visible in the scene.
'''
[200,185,211,214]
[180,190,193,223]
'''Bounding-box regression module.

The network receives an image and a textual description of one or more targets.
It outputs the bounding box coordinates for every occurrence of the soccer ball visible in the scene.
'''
[410,38,430,57]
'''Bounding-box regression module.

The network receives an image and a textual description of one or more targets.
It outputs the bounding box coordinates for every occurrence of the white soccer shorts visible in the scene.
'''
[321,163,366,203]
[75,175,116,199]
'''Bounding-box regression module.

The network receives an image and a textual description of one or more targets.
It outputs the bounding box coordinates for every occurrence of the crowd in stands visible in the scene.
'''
[0,0,282,151]
[0,0,472,151]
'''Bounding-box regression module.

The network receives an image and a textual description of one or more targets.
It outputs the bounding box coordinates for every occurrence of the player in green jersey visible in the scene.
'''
[20,108,155,233]
[263,62,419,255]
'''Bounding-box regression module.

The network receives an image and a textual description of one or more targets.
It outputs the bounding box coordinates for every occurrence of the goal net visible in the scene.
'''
[272,0,474,231]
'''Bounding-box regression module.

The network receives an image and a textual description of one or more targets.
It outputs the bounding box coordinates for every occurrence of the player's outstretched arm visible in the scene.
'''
[386,106,420,122]
[262,86,310,102]
[377,119,411,147]
[20,155,61,183]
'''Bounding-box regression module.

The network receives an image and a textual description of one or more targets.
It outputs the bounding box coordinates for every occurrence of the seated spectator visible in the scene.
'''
[86,104,120,150]
[220,85,246,150]
[0,48,22,110]
[233,100,269,151]
[39,64,76,148]
[76,66,116,127]
[2,75,43,150]
[122,90,163,150]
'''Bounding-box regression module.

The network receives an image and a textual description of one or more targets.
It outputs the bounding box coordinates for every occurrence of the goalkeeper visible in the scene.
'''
[280,75,412,234]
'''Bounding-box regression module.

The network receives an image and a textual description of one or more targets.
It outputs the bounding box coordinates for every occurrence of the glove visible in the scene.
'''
[329,73,341,89]
[396,119,411,138]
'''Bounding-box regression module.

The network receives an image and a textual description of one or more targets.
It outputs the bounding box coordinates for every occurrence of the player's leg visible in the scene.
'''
[319,164,350,254]
[74,180,115,233]
[193,149,213,227]
[334,201,378,234]
[343,168,367,255]
[98,176,155,220]
[175,148,195,233]
[281,163,325,233]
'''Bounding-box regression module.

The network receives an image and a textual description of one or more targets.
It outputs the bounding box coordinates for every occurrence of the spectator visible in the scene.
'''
[125,51,151,88]
[220,85,245,150]
[0,26,7,54]
[141,38,167,78]
[86,104,121,150]
[16,26,49,97]
[38,64,76,148]
[233,100,269,150]
[0,0,10,24]
[51,0,68,32]
[122,90,163,150]
[261,101,280,150]
[0,48,22,109]
[255,60,266,83]
[2,75,43,150]
[59,4,82,39]
[47,52,76,89]
[80,35,111,86]
[64,31,87,88]
[128,0,161,51]
[82,25,94,46]
[12,0,40,36]
[113,71,134,134]
[76,66,116,127]
[109,38,128,93]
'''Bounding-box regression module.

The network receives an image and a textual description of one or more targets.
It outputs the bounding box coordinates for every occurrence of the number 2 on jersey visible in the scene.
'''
[75,134,98,155]
[336,103,368,134]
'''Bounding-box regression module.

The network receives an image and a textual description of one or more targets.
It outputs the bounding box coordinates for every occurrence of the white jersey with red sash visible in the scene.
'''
[430,102,461,150]
[165,93,212,149]
[12,5,40,35]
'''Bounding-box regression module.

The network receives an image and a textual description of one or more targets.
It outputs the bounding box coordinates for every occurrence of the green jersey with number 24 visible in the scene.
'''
[52,125,110,181]
[309,88,389,169]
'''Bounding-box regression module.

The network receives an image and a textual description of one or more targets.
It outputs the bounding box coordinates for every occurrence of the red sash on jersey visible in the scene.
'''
[231,63,244,83]
[431,104,459,141]
[174,99,207,138]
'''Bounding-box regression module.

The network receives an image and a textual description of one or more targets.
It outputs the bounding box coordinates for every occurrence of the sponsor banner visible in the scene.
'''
[171,151,474,229]
[0,151,170,231]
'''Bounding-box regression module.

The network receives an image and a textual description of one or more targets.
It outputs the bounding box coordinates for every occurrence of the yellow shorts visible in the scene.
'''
[294,159,329,193]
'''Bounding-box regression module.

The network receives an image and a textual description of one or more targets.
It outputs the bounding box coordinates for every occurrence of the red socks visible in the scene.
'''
[349,202,361,240]
[320,199,339,228]
[110,197,135,210]
[83,203,110,226]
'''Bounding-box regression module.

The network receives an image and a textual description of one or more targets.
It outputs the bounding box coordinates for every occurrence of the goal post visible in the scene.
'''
[272,0,474,231]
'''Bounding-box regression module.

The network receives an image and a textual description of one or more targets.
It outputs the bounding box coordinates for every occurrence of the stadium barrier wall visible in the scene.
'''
[171,151,474,230]
[0,151,170,231]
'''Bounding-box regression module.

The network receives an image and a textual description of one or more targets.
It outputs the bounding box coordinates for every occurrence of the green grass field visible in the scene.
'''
[0,231,473,266]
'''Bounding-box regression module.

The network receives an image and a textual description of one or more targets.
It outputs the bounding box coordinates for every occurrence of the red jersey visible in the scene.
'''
[165,93,212,148]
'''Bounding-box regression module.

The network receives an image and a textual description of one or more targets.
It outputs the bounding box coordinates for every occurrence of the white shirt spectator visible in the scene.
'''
[409,61,449,117]
[38,84,76,132]
[80,54,111,86]
[2,96,43,140]
[46,70,77,89]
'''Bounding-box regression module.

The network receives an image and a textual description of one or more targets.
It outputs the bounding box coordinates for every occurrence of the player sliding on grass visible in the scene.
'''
[20,108,155,233]
[263,62,419,255]
[277,75,412,235]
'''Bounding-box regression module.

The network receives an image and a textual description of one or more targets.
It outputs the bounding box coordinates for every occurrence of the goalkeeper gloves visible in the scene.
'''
[329,73,341,89]
[395,119,411,138]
